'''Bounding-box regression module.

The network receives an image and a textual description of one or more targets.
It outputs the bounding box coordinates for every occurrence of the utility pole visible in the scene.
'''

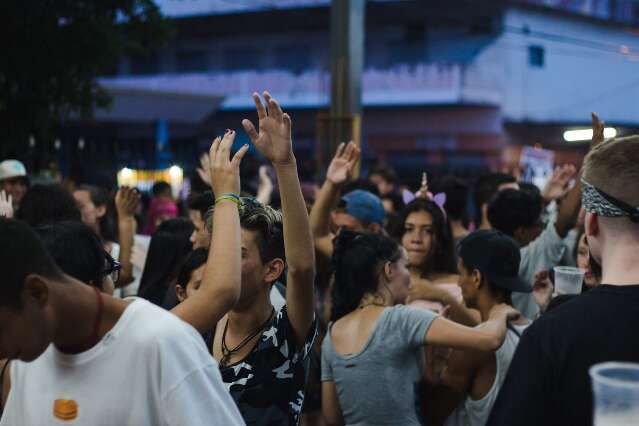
[317,0,365,178]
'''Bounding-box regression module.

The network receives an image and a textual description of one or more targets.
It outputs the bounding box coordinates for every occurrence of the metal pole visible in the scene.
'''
[318,0,365,179]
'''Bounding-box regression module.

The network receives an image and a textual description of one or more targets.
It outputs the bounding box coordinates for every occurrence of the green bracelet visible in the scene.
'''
[219,193,240,201]
[215,194,243,211]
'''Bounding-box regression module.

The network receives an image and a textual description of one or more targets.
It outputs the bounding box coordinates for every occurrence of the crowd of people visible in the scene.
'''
[0,92,638,425]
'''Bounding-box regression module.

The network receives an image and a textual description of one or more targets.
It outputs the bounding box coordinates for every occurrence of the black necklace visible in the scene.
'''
[221,308,275,367]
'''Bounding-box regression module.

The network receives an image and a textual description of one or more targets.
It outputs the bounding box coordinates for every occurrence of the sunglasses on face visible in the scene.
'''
[103,251,122,283]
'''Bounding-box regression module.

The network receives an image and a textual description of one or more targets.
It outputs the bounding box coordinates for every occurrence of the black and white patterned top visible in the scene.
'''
[220,306,317,426]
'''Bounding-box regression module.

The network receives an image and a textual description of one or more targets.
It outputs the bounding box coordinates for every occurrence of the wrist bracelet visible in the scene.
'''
[215,194,243,210]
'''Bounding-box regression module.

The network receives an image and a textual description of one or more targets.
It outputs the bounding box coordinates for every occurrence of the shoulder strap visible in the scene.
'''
[507,322,523,339]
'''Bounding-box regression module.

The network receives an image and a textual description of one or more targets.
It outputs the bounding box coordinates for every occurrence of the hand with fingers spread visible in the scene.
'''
[242,91,294,166]
[326,141,360,186]
[0,191,13,218]
[197,153,212,187]
[591,112,605,148]
[209,130,249,197]
[115,187,140,219]
[542,164,577,202]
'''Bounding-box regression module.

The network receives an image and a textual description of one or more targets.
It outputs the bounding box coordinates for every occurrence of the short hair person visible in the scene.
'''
[488,131,639,426]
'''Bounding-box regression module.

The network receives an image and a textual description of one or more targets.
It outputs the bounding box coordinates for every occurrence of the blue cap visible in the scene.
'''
[340,190,385,226]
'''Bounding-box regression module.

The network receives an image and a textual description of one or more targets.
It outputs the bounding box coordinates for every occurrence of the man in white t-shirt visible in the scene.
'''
[0,218,243,425]
[0,135,252,425]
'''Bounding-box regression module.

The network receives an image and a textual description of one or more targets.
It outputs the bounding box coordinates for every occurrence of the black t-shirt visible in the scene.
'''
[487,284,639,426]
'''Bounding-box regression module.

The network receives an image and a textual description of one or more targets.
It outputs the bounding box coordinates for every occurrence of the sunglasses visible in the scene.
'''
[103,251,122,283]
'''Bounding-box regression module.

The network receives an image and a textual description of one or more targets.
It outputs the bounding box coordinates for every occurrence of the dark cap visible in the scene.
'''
[458,230,532,293]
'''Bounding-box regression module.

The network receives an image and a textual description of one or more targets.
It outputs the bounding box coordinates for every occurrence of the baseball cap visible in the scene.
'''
[458,229,531,293]
[339,190,385,226]
[0,160,27,181]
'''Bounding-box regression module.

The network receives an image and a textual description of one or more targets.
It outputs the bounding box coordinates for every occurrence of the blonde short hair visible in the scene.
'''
[583,135,639,208]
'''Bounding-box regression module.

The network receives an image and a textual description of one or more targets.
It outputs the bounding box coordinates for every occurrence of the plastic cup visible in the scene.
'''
[590,362,639,426]
[553,266,585,295]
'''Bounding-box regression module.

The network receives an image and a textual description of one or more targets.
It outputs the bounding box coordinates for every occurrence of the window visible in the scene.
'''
[529,45,545,68]
[225,47,259,71]
[130,54,159,75]
[176,50,208,72]
[273,44,311,74]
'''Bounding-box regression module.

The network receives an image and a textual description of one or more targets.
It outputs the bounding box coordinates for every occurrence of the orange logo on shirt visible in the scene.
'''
[53,399,78,421]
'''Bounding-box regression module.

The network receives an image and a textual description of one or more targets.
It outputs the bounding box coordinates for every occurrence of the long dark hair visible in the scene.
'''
[16,184,81,227]
[137,218,195,306]
[394,198,457,277]
[331,231,402,322]
[78,185,116,242]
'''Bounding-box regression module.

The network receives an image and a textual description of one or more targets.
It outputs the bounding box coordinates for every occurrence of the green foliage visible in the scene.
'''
[0,0,171,156]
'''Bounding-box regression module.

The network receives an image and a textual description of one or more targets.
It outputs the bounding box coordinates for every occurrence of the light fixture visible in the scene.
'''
[563,127,617,142]
[120,167,133,179]
[169,165,183,179]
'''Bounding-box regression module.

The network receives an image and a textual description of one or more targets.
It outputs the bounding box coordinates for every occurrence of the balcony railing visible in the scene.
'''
[100,62,502,110]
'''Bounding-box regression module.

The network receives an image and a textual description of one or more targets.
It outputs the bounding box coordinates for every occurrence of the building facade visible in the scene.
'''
[61,0,639,183]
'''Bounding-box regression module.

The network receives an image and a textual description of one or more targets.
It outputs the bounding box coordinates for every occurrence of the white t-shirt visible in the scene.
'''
[1,299,244,426]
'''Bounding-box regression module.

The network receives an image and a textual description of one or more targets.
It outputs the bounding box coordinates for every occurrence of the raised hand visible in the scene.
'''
[209,130,249,196]
[542,164,577,202]
[326,141,360,186]
[591,112,605,148]
[256,165,274,205]
[115,186,140,219]
[0,191,13,218]
[197,153,212,187]
[415,172,429,199]
[242,91,293,166]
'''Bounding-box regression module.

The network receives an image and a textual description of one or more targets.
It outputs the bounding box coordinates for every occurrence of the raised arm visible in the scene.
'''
[242,91,316,346]
[115,187,140,287]
[171,131,249,333]
[309,142,360,258]
[554,112,606,238]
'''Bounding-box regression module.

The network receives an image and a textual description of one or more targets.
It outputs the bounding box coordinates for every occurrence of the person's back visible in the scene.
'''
[2,299,243,426]
[445,325,527,426]
[322,305,436,426]
[488,133,639,426]
[493,286,639,426]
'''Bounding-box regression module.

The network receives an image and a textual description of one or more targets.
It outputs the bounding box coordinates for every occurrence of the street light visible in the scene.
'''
[563,127,617,142]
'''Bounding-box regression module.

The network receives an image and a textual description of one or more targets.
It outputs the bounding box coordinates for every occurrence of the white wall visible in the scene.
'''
[467,7,639,124]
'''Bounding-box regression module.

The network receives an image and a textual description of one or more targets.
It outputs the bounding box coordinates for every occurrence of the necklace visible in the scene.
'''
[220,308,275,367]
[358,302,386,310]
[58,287,104,354]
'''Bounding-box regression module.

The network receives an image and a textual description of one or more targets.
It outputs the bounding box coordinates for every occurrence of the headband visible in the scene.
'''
[581,179,639,223]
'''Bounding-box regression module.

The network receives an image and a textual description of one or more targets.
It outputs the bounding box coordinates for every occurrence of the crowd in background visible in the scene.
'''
[0,93,638,426]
